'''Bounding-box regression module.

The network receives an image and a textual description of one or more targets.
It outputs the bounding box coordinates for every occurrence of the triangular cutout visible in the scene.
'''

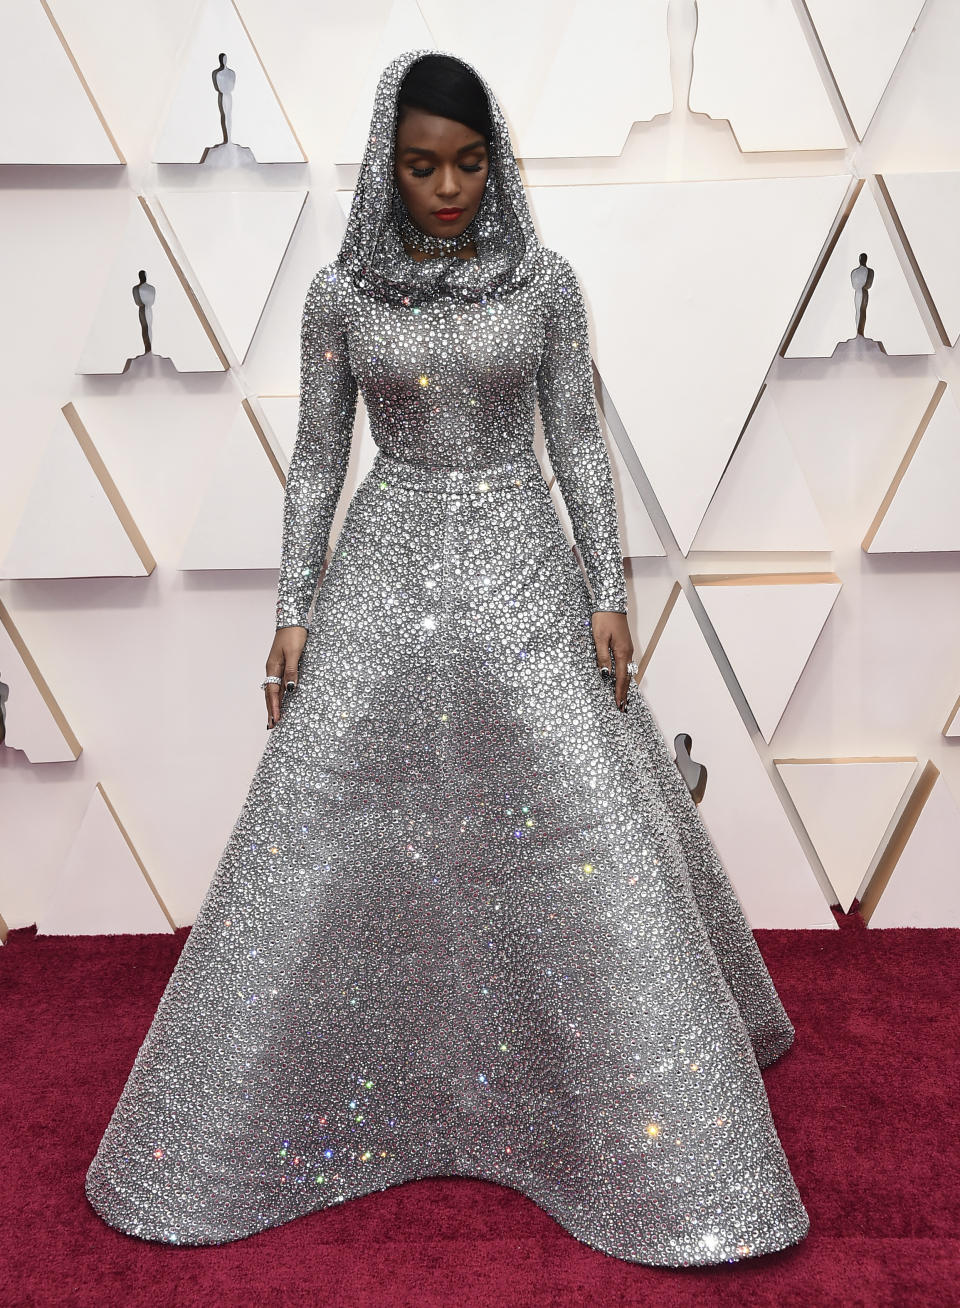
[0,403,155,581]
[860,764,960,927]
[152,0,305,164]
[884,171,960,347]
[693,573,842,741]
[806,0,927,140]
[179,406,285,570]
[786,182,934,358]
[530,174,850,553]
[694,388,831,551]
[76,196,227,374]
[37,783,175,935]
[775,757,919,911]
[157,190,308,362]
[636,583,832,927]
[864,381,960,552]
[689,0,845,151]
[0,1,121,163]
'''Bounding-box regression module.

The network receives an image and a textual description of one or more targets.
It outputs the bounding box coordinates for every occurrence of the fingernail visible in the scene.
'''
[600,667,612,680]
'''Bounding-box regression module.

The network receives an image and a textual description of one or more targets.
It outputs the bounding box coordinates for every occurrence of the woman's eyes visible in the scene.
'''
[409,162,485,178]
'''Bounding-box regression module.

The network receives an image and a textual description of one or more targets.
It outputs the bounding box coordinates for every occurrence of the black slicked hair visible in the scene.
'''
[396,54,493,144]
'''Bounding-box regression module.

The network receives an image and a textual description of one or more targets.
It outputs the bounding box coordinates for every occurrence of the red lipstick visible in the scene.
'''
[434,208,464,221]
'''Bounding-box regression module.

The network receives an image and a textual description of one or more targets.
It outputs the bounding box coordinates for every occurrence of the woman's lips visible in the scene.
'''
[434,209,464,221]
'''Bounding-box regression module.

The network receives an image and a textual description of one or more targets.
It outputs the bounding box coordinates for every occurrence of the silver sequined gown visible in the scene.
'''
[85,49,810,1267]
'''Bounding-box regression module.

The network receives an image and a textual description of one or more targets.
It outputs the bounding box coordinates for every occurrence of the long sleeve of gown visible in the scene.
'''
[536,252,628,615]
[275,266,360,630]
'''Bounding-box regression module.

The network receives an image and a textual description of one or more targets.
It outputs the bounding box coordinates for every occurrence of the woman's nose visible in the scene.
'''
[435,167,462,199]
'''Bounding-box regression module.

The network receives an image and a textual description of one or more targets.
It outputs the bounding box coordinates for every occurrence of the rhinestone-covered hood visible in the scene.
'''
[336,49,543,306]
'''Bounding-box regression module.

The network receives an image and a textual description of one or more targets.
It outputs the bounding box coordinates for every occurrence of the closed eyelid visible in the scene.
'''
[400,148,487,165]
[407,157,485,167]
[408,161,485,174]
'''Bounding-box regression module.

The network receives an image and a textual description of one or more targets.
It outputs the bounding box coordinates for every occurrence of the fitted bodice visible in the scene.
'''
[346,275,543,469]
[274,246,627,629]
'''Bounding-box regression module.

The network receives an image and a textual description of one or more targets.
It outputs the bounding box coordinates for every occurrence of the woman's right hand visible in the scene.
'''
[265,626,308,728]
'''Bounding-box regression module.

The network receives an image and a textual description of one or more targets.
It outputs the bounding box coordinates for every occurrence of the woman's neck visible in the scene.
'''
[402,241,477,262]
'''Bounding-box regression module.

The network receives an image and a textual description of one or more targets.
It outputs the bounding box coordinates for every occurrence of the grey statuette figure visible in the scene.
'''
[85,48,810,1267]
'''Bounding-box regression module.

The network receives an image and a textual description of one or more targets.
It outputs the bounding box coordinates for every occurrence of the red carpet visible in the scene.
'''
[1,906,957,1307]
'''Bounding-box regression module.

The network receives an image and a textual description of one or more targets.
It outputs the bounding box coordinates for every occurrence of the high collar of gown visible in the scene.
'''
[337,48,544,308]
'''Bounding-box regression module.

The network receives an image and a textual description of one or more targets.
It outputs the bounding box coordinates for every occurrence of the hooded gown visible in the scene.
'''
[84,49,811,1267]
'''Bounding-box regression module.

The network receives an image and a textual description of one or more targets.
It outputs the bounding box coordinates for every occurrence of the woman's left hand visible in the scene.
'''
[592,611,635,712]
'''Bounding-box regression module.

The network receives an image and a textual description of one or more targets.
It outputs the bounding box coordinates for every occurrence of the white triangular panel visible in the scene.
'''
[865,383,960,553]
[766,372,939,547]
[868,774,960,927]
[776,759,919,912]
[0,0,120,163]
[0,606,81,763]
[336,4,438,162]
[786,184,934,358]
[37,784,174,935]
[607,426,665,559]
[884,171,960,347]
[157,190,308,362]
[179,410,284,570]
[637,588,832,928]
[689,0,846,152]
[152,0,305,164]
[693,390,831,551]
[521,0,672,157]
[695,575,842,742]
[0,408,153,581]
[76,197,225,374]
[257,396,379,556]
[806,0,927,141]
[532,175,850,553]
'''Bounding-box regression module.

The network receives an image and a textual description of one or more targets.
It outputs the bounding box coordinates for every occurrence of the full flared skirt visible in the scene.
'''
[84,446,810,1266]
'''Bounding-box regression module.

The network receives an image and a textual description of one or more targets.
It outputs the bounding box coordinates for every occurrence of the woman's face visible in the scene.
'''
[394,105,489,243]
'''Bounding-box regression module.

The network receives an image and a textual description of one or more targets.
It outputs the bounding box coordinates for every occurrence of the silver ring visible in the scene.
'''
[626,661,639,675]
[260,676,282,690]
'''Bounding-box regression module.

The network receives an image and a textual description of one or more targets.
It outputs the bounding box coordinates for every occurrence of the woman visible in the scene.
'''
[85,49,810,1267]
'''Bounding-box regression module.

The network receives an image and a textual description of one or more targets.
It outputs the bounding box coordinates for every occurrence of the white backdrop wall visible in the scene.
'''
[1,0,959,936]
